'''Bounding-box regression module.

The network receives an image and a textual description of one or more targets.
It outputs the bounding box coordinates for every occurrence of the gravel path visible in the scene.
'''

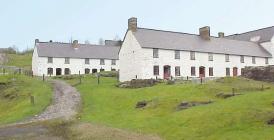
[2,80,81,126]
[26,80,81,123]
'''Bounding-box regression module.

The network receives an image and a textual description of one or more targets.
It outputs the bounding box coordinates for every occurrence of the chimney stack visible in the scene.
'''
[72,40,79,48]
[218,32,225,38]
[128,17,137,32]
[199,26,210,40]
[35,39,39,45]
[49,40,53,42]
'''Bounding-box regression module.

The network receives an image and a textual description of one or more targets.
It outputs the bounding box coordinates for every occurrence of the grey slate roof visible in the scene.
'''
[133,28,272,57]
[225,26,274,43]
[36,42,119,59]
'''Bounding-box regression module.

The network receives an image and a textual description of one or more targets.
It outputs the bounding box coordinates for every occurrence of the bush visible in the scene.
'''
[117,79,158,88]
[99,71,118,77]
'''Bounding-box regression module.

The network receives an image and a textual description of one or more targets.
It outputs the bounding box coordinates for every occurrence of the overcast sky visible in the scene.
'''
[1,0,274,50]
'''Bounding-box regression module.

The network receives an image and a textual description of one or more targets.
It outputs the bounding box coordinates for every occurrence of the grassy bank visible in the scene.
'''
[6,53,32,70]
[64,76,274,140]
[0,75,52,124]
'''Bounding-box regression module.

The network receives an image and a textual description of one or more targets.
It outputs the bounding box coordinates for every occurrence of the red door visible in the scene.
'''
[199,66,205,78]
[233,67,238,76]
[163,65,171,79]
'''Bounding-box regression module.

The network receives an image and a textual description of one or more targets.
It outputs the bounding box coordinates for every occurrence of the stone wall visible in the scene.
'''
[242,66,274,82]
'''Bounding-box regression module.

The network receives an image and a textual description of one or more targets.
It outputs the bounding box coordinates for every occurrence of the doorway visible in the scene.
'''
[199,66,205,77]
[233,67,238,76]
[85,68,90,74]
[56,68,62,76]
[92,69,97,73]
[163,65,171,79]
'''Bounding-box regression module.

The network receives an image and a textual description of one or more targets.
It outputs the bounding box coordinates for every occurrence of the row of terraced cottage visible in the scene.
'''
[32,17,274,82]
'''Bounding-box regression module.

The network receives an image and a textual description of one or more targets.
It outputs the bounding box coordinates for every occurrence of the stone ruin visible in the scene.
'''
[241,66,274,82]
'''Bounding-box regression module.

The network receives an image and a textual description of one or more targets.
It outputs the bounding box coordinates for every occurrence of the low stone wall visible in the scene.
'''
[242,66,274,82]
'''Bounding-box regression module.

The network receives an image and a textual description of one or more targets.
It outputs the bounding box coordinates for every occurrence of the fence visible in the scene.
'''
[0,65,33,76]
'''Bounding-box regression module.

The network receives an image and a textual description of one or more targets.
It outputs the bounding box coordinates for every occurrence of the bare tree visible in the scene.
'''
[85,40,90,44]
[113,35,121,41]
[98,38,105,45]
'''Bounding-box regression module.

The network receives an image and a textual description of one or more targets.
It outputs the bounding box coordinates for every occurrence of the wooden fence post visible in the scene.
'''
[200,77,203,84]
[79,71,82,84]
[261,84,264,91]
[97,74,100,85]
[30,96,35,105]
[43,74,45,81]
[3,69,5,75]
[232,88,235,96]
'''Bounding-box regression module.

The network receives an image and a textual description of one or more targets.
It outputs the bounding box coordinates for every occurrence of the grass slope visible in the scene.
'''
[0,75,52,125]
[65,76,274,140]
[6,53,32,70]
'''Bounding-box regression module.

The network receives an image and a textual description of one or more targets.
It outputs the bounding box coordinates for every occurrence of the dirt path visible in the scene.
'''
[26,80,81,123]
[0,80,81,139]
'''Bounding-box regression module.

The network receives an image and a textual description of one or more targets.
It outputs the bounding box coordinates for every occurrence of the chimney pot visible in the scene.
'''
[35,39,39,45]
[218,32,225,38]
[128,17,137,32]
[49,40,53,42]
[199,26,210,40]
[72,40,79,48]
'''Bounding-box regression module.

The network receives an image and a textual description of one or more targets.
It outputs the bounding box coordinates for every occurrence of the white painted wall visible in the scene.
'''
[119,31,270,82]
[32,45,119,76]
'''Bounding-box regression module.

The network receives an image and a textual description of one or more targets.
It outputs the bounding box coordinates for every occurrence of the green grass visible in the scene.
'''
[0,74,52,125]
[6,53,32,70]
[64,76,274,140]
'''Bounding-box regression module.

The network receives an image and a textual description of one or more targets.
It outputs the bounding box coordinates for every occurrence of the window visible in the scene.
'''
[175,50,180,59]
[190,51,195,60]
[208,53,213,61]
[175,66,180,76]
[64,68,70,75]
[226,68,230,76]
[100,59,105,65]
[85,58,89,64]
[153,48,159,58]
[65,57,70,64]
[92,69,97,73]
[240,56,244,63]
[252,56,256,64]
[209,67,213,76]
[111,59,116,65]
[85,68,90,74]
[191,67,196,76]
[225,54,230,62]
[153,66,159,76]
[47,68,53,75]
[48,57,53,63]
[265,58,269,64]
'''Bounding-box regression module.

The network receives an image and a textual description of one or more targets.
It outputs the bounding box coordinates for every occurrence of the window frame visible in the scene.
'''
[190,51,195,60]
[225,54,230,62]
[85,58,90,64]
[153,48,159,58]
[209,67,214,76]
[65,57,70,64]
[111,59,116,65]
[252,56,256,64]
[265,58,269,64]
[226,68,230,76]
[240,55,244,63]
[153,65,159,76]
[175,50,180,59]
[191,66,196,76]
[47,68,53,75]
[175,66,181,76]
[100,59,105,65]
[208,53,213,61]
[48,57,53,63]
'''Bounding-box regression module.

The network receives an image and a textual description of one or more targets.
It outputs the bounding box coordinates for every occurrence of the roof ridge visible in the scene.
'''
[226,26,274,37]
[137,27,258,44]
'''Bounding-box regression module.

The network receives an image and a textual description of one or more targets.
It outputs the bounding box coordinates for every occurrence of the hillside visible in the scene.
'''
[62,76,274,140]
[5,52,32,70]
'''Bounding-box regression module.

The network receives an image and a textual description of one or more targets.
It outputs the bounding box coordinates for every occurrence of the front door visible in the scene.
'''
[163,65,171,79]
[56,68,62,76]
[233,67,238,77]
[199,66,205,77]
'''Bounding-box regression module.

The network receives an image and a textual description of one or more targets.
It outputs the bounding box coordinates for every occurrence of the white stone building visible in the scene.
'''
[119,18,274,82]
[32,40,120,76]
